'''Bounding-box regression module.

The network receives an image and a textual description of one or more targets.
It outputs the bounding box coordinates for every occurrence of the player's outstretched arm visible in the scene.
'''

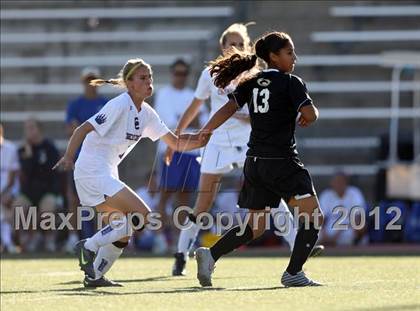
[164,97,204,165]
[176,98,204,133]
[52,122,94,170]
[161,131,211,163]
[201,99,238,133]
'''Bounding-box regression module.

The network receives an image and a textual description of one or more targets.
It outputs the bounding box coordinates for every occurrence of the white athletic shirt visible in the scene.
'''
[154,85,207,154]
[74,92,169,179]
[155,85,195,131]
[0,139,20,193]
[319,186,366,244]
[194,67,250,147]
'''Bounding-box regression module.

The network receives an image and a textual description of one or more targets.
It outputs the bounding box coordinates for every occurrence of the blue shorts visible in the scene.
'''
[159,152,200,192]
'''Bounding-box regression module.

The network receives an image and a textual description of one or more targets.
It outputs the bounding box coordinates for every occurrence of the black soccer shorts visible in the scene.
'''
[237,156,316,210]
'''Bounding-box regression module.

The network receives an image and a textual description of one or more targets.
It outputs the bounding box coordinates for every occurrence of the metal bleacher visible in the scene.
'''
[1,1,419,200]
[0,2,237,185]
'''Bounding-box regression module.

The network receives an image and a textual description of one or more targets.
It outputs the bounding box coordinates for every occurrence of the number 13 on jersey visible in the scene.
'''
[252,88,270,113]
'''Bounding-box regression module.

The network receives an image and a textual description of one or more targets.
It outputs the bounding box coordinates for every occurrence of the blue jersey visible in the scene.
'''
[66,95,108,125]
[66,95,108,158]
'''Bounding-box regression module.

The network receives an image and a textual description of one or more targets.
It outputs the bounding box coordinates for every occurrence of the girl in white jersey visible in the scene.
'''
[53,58,209,288]
[169,24,318,276]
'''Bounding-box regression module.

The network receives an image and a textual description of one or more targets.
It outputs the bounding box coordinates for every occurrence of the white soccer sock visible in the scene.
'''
[84,217,133,253]
[271,201,297,251]
[177,220,200,259]
[0,220,13,247]
[93,243,124,280]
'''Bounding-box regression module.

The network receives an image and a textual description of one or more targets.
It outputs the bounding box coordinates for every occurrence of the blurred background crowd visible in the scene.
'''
[1,0,419,255]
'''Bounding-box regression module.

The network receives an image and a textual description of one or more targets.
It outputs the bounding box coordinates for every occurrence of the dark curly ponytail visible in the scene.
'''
[209,31,292,89]
[209,51,258,89]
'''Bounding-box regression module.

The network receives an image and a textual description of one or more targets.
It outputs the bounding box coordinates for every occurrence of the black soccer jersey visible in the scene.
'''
[228,69,313,158]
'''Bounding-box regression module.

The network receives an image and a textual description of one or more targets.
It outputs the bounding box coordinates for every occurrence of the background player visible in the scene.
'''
[153,59,206,254]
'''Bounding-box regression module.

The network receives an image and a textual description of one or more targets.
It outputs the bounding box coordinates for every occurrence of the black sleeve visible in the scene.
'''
[45,140,60,169]
[18,146,36,176]
[227,81,251,108]
[289,75,313,112]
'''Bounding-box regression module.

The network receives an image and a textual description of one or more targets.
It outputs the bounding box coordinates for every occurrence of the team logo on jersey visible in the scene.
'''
[126,133,141,141]
[95,114,107,125]
[257,78,271,87]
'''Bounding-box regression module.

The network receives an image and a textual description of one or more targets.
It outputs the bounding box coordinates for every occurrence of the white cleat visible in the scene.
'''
[195,247,215,287]
[281,270,323,287]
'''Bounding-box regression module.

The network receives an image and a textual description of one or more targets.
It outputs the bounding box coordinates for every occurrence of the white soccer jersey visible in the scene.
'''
[0,139,20,193]
[194,67,250,147]
[74,92,169,179]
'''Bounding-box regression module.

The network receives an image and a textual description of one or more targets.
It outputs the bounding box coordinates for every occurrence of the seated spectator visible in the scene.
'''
[0,124,20,254]
[319,172,367,246]
[13,119,62,252]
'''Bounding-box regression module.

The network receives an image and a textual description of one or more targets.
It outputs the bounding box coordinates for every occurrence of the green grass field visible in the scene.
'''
[1,256,419,311]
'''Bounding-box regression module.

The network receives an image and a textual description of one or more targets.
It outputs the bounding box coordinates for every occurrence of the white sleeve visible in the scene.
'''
[351,187,366,209]
[10,144,20,171]
[319,191,332,217]
[87,99,124,137]
[154,89,178,130]
[194,69,212,100]
[143,108,170,142]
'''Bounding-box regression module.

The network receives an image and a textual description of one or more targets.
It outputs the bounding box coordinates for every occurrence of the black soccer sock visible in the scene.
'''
[286,222,319,275]
[210,225,253,262]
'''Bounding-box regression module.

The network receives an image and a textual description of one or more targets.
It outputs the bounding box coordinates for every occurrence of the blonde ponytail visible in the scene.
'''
[89,58,151,89]
[89,78,125,88]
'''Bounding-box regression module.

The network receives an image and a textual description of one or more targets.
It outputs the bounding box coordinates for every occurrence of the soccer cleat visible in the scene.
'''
[309,245,325,258]
[281,270,323,287]
[74,239,96,279]
[83,276,123,288]
[172,252,187,276]
[195,247,215,287]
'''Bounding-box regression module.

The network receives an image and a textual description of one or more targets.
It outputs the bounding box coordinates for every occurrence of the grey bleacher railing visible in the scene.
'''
[0,7,234,19]
[2,81,418,95]
[0,54,384,68]
[1,54,193,68]
[1,29,214,44]
[311,30,420,42]
[330,5,420,17]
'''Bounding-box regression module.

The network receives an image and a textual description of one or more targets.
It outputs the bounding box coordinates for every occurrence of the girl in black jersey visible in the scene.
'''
[194,32,324,287]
